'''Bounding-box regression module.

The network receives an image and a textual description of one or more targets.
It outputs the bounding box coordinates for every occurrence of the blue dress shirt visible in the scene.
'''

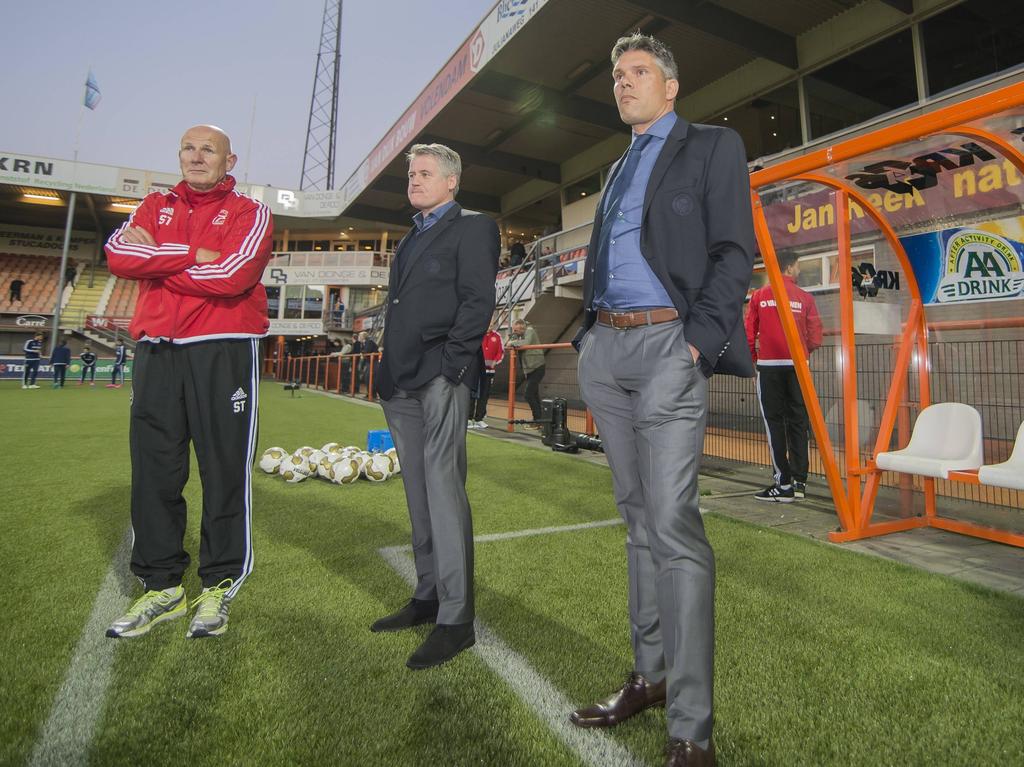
[594,111,677,310]
[413,200,456,232]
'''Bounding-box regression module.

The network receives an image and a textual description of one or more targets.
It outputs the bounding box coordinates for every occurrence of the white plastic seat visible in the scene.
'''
[978,422,1024,491]
[876,402,983,479]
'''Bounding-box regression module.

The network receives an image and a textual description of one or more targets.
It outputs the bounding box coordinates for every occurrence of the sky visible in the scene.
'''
[0,0,496,190]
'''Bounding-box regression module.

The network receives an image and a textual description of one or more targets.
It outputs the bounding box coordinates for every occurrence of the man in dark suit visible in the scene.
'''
[569,34,755,767]
[371,143,499,670]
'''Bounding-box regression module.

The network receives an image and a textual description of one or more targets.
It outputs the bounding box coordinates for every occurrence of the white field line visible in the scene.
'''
[28,529,132,767]
[378,517,648,767]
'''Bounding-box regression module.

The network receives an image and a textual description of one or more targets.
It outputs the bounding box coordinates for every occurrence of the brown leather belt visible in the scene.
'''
[596,308,679,330]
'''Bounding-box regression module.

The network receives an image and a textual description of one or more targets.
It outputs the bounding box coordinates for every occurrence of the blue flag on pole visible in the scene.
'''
[84,71,101,110]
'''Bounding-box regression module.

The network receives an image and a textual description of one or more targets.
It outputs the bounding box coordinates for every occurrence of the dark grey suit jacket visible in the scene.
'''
[577,116,756,378]
[376,203,499,400]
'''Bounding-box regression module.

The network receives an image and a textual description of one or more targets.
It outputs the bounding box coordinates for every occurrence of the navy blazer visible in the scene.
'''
[376,203,499,400]
[577,116,756,378]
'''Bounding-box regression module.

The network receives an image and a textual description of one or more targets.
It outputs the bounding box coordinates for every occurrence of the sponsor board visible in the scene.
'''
[268,319,325,336]
[0,225,97,257]
[900,217,1024,305]
[262,264,390,287]
[0,356,133,379]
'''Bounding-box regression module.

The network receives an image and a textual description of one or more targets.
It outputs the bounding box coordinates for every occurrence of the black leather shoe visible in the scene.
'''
[406,623,475,670]
[569,672,666,727]
[370,598,439,633]
[664,738,715,767]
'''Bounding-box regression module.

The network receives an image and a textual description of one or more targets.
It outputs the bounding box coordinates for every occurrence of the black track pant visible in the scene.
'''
[52,364,67,387]
[471,370,495,422]
[756,365,809,487]
[81,364,95,382]
[23,359,39,385]
[129,339,260,595]
[111,363,124,385]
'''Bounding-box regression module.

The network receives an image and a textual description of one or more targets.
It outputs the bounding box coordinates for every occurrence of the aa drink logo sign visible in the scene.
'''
[936,230,1024,303]
[901,218,1024,305]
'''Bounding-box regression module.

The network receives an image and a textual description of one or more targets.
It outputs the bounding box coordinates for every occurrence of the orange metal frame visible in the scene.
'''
[749,80,1024,548]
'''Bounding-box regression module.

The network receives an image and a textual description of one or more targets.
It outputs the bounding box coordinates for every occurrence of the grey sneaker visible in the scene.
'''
[186,579,233,638]
[106,586,187,638]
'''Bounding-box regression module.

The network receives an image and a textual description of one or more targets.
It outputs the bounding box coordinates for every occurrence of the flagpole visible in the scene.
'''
[50,79,91,356]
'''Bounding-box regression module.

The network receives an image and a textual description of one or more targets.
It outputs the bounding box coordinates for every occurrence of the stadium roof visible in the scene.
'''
[337,0,925,231]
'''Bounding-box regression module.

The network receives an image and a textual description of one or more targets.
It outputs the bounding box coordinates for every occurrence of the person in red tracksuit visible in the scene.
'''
[745,252,822,502]
[468,322,505,428]
[103,125,273,640]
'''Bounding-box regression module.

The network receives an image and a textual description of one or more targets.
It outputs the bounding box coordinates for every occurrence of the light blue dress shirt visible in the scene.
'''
[594,111,677,310]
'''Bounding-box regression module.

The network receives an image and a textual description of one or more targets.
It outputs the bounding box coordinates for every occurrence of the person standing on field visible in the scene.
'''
[103,124,272,640]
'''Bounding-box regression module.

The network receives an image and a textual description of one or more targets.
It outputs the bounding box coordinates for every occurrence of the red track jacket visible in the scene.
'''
[745,275,823,365]
[105,176,273,343]
[481,329,504,369]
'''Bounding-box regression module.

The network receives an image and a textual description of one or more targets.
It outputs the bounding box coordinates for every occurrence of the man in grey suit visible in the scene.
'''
[370,143,499,670]
[569,34,755,767]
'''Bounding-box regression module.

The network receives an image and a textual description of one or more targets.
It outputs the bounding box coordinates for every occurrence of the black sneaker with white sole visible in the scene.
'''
[754,484,795,503]
[793,482,806,499]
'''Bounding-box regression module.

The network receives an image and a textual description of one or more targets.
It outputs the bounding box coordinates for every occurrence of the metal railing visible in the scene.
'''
[274,336,1023,514]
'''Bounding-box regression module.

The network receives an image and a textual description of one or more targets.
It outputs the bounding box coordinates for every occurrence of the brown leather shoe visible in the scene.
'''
[569,672,666,728]
[664,738,715,767]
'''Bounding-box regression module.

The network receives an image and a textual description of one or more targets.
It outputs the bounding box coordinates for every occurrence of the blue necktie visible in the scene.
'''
[593,133,653,303]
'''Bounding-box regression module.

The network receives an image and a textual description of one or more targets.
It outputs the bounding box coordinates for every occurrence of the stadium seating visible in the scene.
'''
[876,402,984,479]
[0,252,61,315]
[105,277,139,318]
[977,422,1024,491]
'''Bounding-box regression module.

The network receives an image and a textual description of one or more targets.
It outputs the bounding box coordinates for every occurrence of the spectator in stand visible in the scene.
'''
[507,319,545,427]
[22,331,43,389]
[332,296,345,324]
[468,321,504,429]
[745,252,822,502]
[108,341,128,388]
[50,338,71,388]
[10,277,25,303]
[79,344,97,386]
[509,240,526,267]
[65,263,78,288]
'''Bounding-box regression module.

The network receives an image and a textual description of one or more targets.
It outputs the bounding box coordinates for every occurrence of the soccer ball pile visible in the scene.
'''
[258,443,401,485]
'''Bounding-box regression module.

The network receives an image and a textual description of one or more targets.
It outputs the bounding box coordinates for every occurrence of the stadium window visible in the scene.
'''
[283,286,303,319]
[713,81,801,161]
[358,239,380,252]
[294,240,313,252]
[304,287,324,319]
[312,240,330,251]
[266,286,281,318]
[805,29,917,139]
[922,0,1024,96]
[564,172,601,204]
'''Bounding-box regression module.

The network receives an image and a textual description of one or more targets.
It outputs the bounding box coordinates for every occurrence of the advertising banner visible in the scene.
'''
[0,225,97,257]
[262,264,390,287]
[900,218,1024,305]
[267,319,325,336]
[0,356,133,380]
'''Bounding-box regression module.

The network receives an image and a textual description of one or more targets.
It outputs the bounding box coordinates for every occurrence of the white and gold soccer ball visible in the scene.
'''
[329,458,361,485]
[384,447,400,474]
[279,454,312,483]
[306,449,327,474]
[364,453,394,482]
[316,454,337,480]
[258,447,288,474]
[321,442,340,455]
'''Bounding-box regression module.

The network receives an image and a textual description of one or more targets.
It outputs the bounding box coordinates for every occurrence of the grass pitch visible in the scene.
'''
[2,381,1023,766]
